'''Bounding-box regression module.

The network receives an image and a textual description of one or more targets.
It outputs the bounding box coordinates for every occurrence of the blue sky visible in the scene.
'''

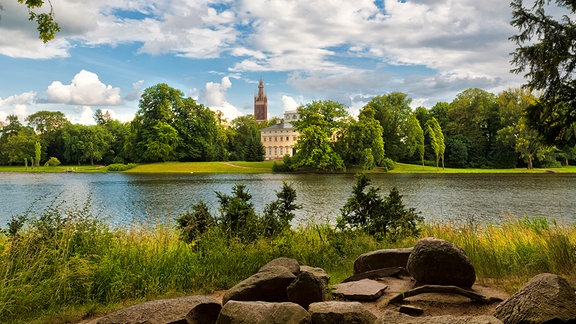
[0,0,525,125]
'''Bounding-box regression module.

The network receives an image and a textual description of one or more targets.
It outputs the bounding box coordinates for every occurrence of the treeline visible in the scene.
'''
[286,88,576,171]
[0,84,268,166]
[1,84,575,169]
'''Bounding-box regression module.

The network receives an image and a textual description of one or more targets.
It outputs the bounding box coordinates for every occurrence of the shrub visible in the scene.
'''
[44,157,61,167]
[106,163,137,171]
[337,173,422,241]
[216,184,259,241]
[272,155,295,172]
[381,157,395,171]
[176,201,216,243]
[261,182,301,237]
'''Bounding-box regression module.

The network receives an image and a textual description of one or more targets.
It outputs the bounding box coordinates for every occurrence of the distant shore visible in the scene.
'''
[1,161,575,174]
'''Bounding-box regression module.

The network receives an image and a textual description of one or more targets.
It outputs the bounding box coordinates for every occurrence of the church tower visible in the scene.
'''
[254,77,268,122]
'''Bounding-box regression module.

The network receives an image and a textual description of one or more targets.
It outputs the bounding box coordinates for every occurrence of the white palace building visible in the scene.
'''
[255,78,300,160]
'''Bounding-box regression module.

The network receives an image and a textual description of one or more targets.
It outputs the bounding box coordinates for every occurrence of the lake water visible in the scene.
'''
[1,172,575,227]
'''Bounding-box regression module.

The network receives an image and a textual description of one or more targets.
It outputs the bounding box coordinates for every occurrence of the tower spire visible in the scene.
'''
[254,76,268,122]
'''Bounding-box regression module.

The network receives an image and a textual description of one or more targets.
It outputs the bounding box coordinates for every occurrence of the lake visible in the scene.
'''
[1,172,575,227]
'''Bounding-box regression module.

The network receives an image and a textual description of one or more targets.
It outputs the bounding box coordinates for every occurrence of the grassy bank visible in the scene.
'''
[2,161,576,174]
[1,205,574,323]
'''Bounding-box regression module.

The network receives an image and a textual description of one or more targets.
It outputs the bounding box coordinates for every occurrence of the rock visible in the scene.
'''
[494,273,576,324]
[216,301,311,324]
[399,305,424,316]
[300,265,330,286]
[259,257,300,275]
[332,278,388,301]
[94,295,221,324]
[287,271,326,308]
[223,266,297,305]
[354,248,413,274]
[376,311,502,324]
[308,301,377,324]
[406,238,476,289]
[343,267,404,283]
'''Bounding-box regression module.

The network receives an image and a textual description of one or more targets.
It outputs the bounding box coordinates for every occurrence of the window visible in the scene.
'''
[286,136,289,141]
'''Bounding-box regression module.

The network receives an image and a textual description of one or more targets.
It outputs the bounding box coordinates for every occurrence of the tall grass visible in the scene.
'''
[1,203,574,323]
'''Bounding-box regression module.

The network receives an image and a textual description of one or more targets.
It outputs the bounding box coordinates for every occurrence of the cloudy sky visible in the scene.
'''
[0,0,526,125]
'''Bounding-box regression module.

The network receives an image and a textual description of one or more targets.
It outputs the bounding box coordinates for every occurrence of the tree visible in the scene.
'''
[292,100,348,171]
[34,141,41,167]
[365,92,413,161]
[426,117,445,168]
[497,117,552,169]
[510,0,576,145]
[16,0,60,42]
[26,110,68,134]
[403,114,425,166]
[215,184,259,241]
[228,115,264,161]
[337,173,422,240]
[337,107,385,169]
[261,182,301,237]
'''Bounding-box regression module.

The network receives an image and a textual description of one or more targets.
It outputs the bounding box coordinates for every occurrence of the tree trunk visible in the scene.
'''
[527,157,533,169]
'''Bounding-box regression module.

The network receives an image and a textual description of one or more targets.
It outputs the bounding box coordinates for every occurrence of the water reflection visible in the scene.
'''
[0,172,574,226]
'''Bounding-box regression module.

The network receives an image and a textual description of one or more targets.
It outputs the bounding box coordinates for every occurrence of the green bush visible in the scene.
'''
[337,173,422,241]
[106,163,136,171]
[381,157,395,171]
[176,201,215,243]
[44,156,61,167]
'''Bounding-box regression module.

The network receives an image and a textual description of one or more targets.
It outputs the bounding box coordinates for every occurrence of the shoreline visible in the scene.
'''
[1,161,576,174]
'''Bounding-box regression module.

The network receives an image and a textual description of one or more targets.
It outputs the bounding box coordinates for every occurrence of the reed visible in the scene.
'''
[1,204,574,323]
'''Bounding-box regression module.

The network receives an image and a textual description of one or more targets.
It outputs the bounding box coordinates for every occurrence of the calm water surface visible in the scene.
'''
[0,172,575,226]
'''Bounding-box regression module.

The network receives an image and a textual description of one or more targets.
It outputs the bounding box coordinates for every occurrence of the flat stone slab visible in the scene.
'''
[332,278,388,301]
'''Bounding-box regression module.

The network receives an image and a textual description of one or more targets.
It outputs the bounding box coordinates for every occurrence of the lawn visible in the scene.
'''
[388,163,576,174]
[125,161,276,173]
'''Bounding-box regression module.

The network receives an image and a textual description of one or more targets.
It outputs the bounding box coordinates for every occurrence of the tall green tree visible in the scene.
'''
[426,117,445,168]
[292,100,348,171]
[228,115,264,162]
[497,117,552,169]
[337,107,385,169]
[364,92,412,161]
[510,0,576,145]
[403,114,425,166]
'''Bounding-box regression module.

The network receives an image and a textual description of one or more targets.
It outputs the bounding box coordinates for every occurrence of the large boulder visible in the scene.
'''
[216,301,310,324]
[222,266,297,305]
[259,257,300,275]
[406,238,476,289]
[376,311,503,324]
[354,248,413,274]
[332,279,388,301]
[300,265,330,286]
[287,271,327,309]
[94,295,221,324]
[494,273,576,323]
[308,301,377,324]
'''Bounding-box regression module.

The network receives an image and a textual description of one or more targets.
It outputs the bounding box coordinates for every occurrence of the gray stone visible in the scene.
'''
[300,265,330,286]
[223,266,297,305]
[406,238,476,289]
[354,248,413,274]
[376,311,502,324]
[259,257,300,275]
[494,273,576,324]
[95,295,221,324]
[287,271,326,309]
[343,267,404,283]
[399,305,424,316]
[332,278,388,301]
[216,301,311,324]
[308,301,377,324]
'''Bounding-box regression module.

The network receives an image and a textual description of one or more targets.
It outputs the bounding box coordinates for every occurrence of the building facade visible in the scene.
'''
[260,110,299,160]
[254,78,267,122]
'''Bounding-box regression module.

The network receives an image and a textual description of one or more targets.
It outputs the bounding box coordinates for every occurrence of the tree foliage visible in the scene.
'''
[16,0,60,42]
[426,117,445,168]
[292,100,347,171]
[510,0,576,145]
[337,174,422,241]
[336,107,385,169]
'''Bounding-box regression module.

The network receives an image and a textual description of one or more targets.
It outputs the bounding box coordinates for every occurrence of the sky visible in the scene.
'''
[0,0,527,125]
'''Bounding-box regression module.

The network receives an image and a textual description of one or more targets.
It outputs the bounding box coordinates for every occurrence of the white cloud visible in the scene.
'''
[125,80,145,101]
[0,92,37,120]
[202,77,243,120]
[46,70,122,106]
[281,95,299,112]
